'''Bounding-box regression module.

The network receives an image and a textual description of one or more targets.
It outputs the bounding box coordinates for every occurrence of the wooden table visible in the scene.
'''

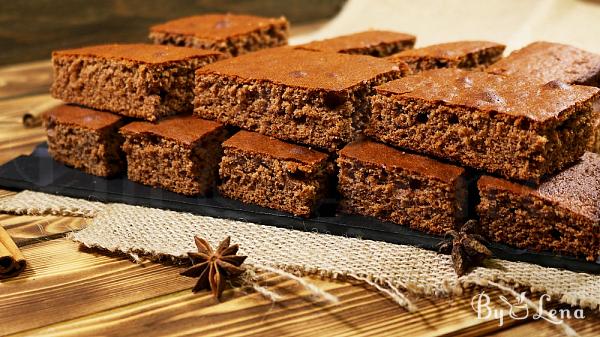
[1,58,599,337]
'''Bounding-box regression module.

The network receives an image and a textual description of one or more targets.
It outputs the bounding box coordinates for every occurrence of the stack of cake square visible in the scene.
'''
[332,40,507,235]
[340,41,600,261]
[47,43,225,181]
[45,14,290,195]
[194,42,411,216]
[45,13,600,262]
[479,42,600,261]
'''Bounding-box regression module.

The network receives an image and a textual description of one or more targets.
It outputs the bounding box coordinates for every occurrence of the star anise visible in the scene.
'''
[181,236,247,298]
[438,220,492,276]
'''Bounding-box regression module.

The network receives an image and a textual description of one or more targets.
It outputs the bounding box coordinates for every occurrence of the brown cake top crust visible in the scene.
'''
[197,47,402,91]
[487,41,600,86]
[223,131,329,165]
[479,152,600,222]
[44,104,122,130]
[120,115,223,145]
[339,139,465,183]
[53,43,223,64]
[297,30,416,53]
[375,68,600,122]
[388,40,504,60]
[149,14,288,40]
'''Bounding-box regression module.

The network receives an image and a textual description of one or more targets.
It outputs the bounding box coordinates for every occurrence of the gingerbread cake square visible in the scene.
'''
[487,41,600,86]
[337,139,468,234]
[487,41,600,153]
[296,30,416,57]
[366,68,600,183]
[149,14,289,57]
[194,47,405,151]
[43,104,125,177]
[219,131,334,217]
[478,152,600,261]
[387,41,505,73]
[52,44,224,121]
[120,115,228,196]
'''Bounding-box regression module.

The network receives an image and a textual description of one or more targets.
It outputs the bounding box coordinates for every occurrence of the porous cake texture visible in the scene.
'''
[120,115,228,196]
[297,30,416,57]
[478,152,600,261]
[149,14,289,57]
[52,44,224,121]
[43,104,125,177]
[337,139,468,235]
[387,41,505,73]
[219,131,334,217]
[194,48,406,151]
[366,68,600,183]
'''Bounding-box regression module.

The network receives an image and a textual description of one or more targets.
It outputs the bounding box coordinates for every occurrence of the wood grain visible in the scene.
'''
[0,93,55,164]
[0,189,17,199]
[3,239,525,337]
[0,239,197,336]
[0,61,52,99]
[0,214,87,246]
[0,190,88,246]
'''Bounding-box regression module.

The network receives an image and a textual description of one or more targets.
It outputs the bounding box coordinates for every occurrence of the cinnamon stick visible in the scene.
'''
[22,99,62,128]
[0,225,26,277]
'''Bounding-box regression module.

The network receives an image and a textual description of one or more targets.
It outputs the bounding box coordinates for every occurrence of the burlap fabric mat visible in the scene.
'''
[2,190,599,312]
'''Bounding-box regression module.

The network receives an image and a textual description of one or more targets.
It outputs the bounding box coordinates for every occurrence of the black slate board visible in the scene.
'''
[1,143,598,273]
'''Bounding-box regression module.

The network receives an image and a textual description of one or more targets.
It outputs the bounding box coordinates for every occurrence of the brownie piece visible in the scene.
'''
[478,152,600,261]
[337,139,467,234]
[194,47,406,151]
[43,104,125,177]
[52,44,224,122]
[387,41,505,73]
[219,131,333,217]
[120,115,227,196]
[487,41,600,86]
[366,68,600,183]
[296,30,416,57]
[149,14,289,57]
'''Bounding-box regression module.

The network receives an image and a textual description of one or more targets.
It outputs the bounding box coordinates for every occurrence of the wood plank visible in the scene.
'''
[0,214,87,246]
[0,93,57,120]
[0,61,52,99]
[0,239,197,336]
[10,277,523,337]
[1,190,88,248]
[2,239,524,337]
[0,189,17,199]
[0,94,56,164]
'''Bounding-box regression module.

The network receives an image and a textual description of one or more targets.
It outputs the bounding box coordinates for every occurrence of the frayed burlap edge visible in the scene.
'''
[2,190,598,335]
[66,201,600,311]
